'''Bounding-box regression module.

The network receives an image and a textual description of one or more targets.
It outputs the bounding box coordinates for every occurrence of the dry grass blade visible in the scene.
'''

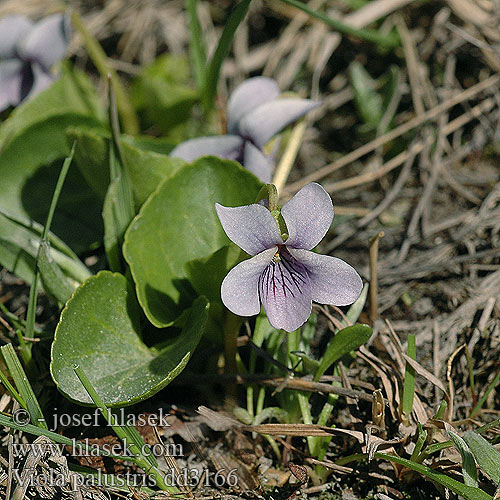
[285,74,500,194]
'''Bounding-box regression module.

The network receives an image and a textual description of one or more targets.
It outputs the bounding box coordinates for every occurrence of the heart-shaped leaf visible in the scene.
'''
[50,271,209,406]
[0,69,105,254]
[123,157,262,327]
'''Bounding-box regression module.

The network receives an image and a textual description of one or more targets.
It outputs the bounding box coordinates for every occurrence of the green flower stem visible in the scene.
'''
[224,311,243,382]
[255,183,279,210]
[71,11,139,135]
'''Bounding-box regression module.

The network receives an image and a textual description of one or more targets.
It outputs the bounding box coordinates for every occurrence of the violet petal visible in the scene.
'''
[227,77,280,135]
[221,247,276,316]
[239,98,321,148]
[215,202,283,256]
[26,63,54,100]
[289,248,362,306]
[281,183,333,250]
[243,141,274,183]
[259,247,312,332]
[170,135,244,163]
[18,14,70,72]
[0,15,33,59]
[0,59,23,111]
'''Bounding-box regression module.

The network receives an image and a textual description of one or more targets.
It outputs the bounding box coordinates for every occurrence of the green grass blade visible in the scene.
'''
[279,0,399,48]
[401,333,416,423]
[73,365,176,492]
[0,413,72,443]
[1,344,47,429]
[202,0,251,111]
[0,369,26,408]
[42,145,76,241]
[187,0,207,89]
[375,452,493,500]
[410,423,428,462]
[0,414,138,462]
[470,371,500,418]
[25,143,75,341]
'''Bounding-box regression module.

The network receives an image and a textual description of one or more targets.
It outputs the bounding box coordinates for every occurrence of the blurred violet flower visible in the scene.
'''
[0,13,70,111]
[215,183,362,332]
[170,77,320,183]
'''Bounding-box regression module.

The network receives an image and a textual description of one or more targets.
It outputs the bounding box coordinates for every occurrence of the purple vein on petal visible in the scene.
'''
[258,247,312,332]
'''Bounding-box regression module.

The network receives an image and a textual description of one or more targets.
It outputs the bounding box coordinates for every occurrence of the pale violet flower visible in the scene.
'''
[170,77,320,183]
[0,13,70,111]
[215,183,362,332]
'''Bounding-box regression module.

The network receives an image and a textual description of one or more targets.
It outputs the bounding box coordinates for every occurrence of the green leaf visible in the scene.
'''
[0,68,105,253]
[314,324,372,381]
[102,176,124,272]
[449,430,478,487]
[349,61,383,128]
[121,140,184,208]
[463,431,500,486]
[375,452,493,500]
[185,245,242,344]
[68,126,110,198]
[50,271,209,406]
[67,127,183,209]
[0,209,90,286]
[0,114,104,253]
[123,157,262,327]
[121,135,175,155]
[0,67,103,150]
[185,245,241,302]
[132,54,199,136]
[292,352,320,375]
[38,240,77,304]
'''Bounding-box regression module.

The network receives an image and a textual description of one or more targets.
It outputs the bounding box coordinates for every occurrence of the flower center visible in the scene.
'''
[273,244,282,262]
[260,247,308,301]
